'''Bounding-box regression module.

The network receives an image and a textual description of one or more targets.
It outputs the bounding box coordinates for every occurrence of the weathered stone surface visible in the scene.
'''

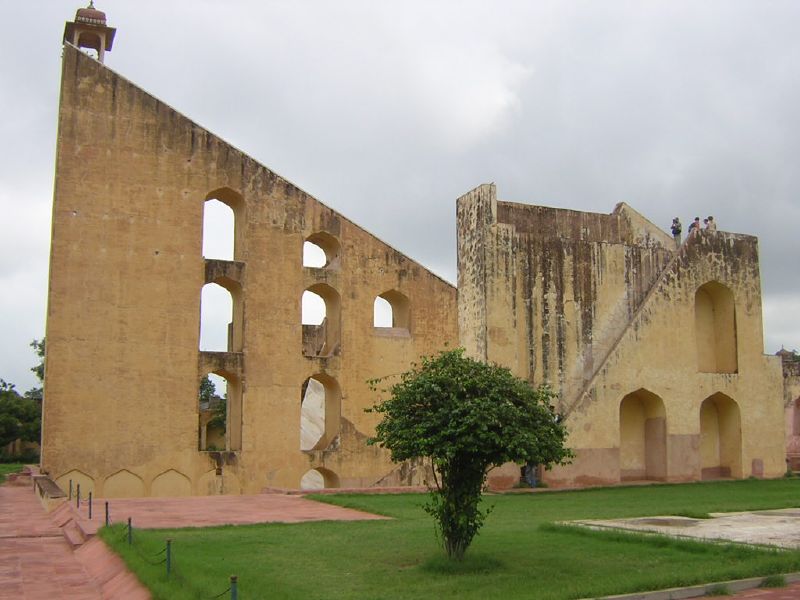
[457,184,785,488]
[42,45,458,496]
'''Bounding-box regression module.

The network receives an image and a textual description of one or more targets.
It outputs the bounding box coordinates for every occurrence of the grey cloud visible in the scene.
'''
[1,0,799,389]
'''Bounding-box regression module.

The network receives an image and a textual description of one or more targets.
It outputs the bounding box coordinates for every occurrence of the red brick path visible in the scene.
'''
[727,583,800,598]
[0,483,104,599]
[79,491,388,531]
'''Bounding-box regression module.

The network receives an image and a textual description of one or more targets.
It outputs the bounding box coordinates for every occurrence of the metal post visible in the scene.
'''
[166,539,172,577]
[68,479,73,500]
[127,517,132,545]
[88,492,93,519]
[230,575,238,600]
[76,483,81,508]
[105,501,109,527]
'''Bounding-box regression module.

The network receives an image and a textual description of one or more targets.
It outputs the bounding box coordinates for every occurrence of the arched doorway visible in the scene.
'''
[699,393,742,479]
[619,389,667,481]
[695,282,738,373]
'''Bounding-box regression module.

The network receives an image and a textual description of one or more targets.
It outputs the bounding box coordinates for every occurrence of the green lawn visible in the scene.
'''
[0,463,23,484]
[99,479,800,600]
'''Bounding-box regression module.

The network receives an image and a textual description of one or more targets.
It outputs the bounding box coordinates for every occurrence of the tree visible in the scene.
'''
[199,375,226,435]
[367,348,572,560]
[199,375,216,405]
[0,379,41,449]
[25,338,45,401]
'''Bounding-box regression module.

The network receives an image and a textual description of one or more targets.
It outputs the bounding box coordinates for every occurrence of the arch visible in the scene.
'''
[76,32,102,53]
[619,389,667,481]
[151,469,192,497]
[700,393,742,479]
[300,373,341,451]
[198,370,242,452]
[373,296,393,327]
[300,467,340,490]
[55,469,94,496]
[203,187,244,261]
[202,200,234,260]
[303,232,340,269]
[374,289,410,331]
[200,283,237,352]
[302,284,341,357]
[793,397,800,437]
[695,281,738,373]
[103,469,144,498]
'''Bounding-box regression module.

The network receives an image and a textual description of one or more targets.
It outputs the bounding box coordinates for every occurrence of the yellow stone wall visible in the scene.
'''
[42,45,458,497]
[783,359,800,470]
[457,183,785,487]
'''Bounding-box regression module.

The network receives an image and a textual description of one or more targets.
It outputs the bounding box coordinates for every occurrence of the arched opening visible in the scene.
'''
[302,284,341,357]
[300,374,341,451]
[203,200,234,260]
[203,188,244,261]
[699,393,742,479]
[300,467,340,490]
[695,282,738,373]
[303,232,340,269]
[198,374,226,451]
[373,290,410,332]
[373,296,393,327]
[619,389,667,481]
[76,32,102,58]
[200,283,235,351]
[793,398,800,437]
[198,370,242,452]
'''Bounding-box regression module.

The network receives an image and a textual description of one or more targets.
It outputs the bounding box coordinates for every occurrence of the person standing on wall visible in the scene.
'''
[687,216,701,236]
[671,217,682,245]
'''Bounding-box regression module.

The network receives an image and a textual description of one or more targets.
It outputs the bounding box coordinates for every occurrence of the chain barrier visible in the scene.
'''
[107,520,238,599]
[210,586,232,599]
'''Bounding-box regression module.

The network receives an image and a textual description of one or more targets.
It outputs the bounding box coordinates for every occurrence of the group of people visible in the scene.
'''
[670,215,716,244]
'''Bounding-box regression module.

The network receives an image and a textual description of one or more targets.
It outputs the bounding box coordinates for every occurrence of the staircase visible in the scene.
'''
[562,235,696,418]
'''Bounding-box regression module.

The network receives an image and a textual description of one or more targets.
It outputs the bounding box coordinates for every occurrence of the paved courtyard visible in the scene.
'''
[79,489,389,533]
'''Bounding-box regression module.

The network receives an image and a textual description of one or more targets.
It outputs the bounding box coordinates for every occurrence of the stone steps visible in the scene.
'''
[50,499,98,549]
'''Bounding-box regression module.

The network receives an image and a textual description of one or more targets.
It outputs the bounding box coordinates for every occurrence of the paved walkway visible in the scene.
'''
[731,583,800,598]
[0,483,103,599]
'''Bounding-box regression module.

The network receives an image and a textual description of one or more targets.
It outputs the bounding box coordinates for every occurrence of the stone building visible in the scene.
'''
[779,350,800,472]
[457,184,785,487]
[41,7,787,496]
[42,8,457,497]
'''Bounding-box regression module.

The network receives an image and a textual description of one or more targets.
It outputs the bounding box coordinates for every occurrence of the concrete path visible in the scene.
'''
[574,509,800,549]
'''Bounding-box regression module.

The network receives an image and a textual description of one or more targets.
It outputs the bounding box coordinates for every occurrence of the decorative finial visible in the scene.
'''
[88,0,95,8]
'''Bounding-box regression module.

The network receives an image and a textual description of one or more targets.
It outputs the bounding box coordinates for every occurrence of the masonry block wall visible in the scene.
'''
[457,183,785,488]
[42,45,458,497]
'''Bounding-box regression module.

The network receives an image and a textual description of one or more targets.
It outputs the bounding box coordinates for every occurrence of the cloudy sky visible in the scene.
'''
[1,0,798,392]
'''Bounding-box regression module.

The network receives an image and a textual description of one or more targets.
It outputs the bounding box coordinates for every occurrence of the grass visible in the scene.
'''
[0,463,23,484]
[99,478,800,600]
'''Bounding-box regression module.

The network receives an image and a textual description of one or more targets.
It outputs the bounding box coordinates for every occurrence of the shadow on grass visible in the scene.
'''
[420,554,505,575]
